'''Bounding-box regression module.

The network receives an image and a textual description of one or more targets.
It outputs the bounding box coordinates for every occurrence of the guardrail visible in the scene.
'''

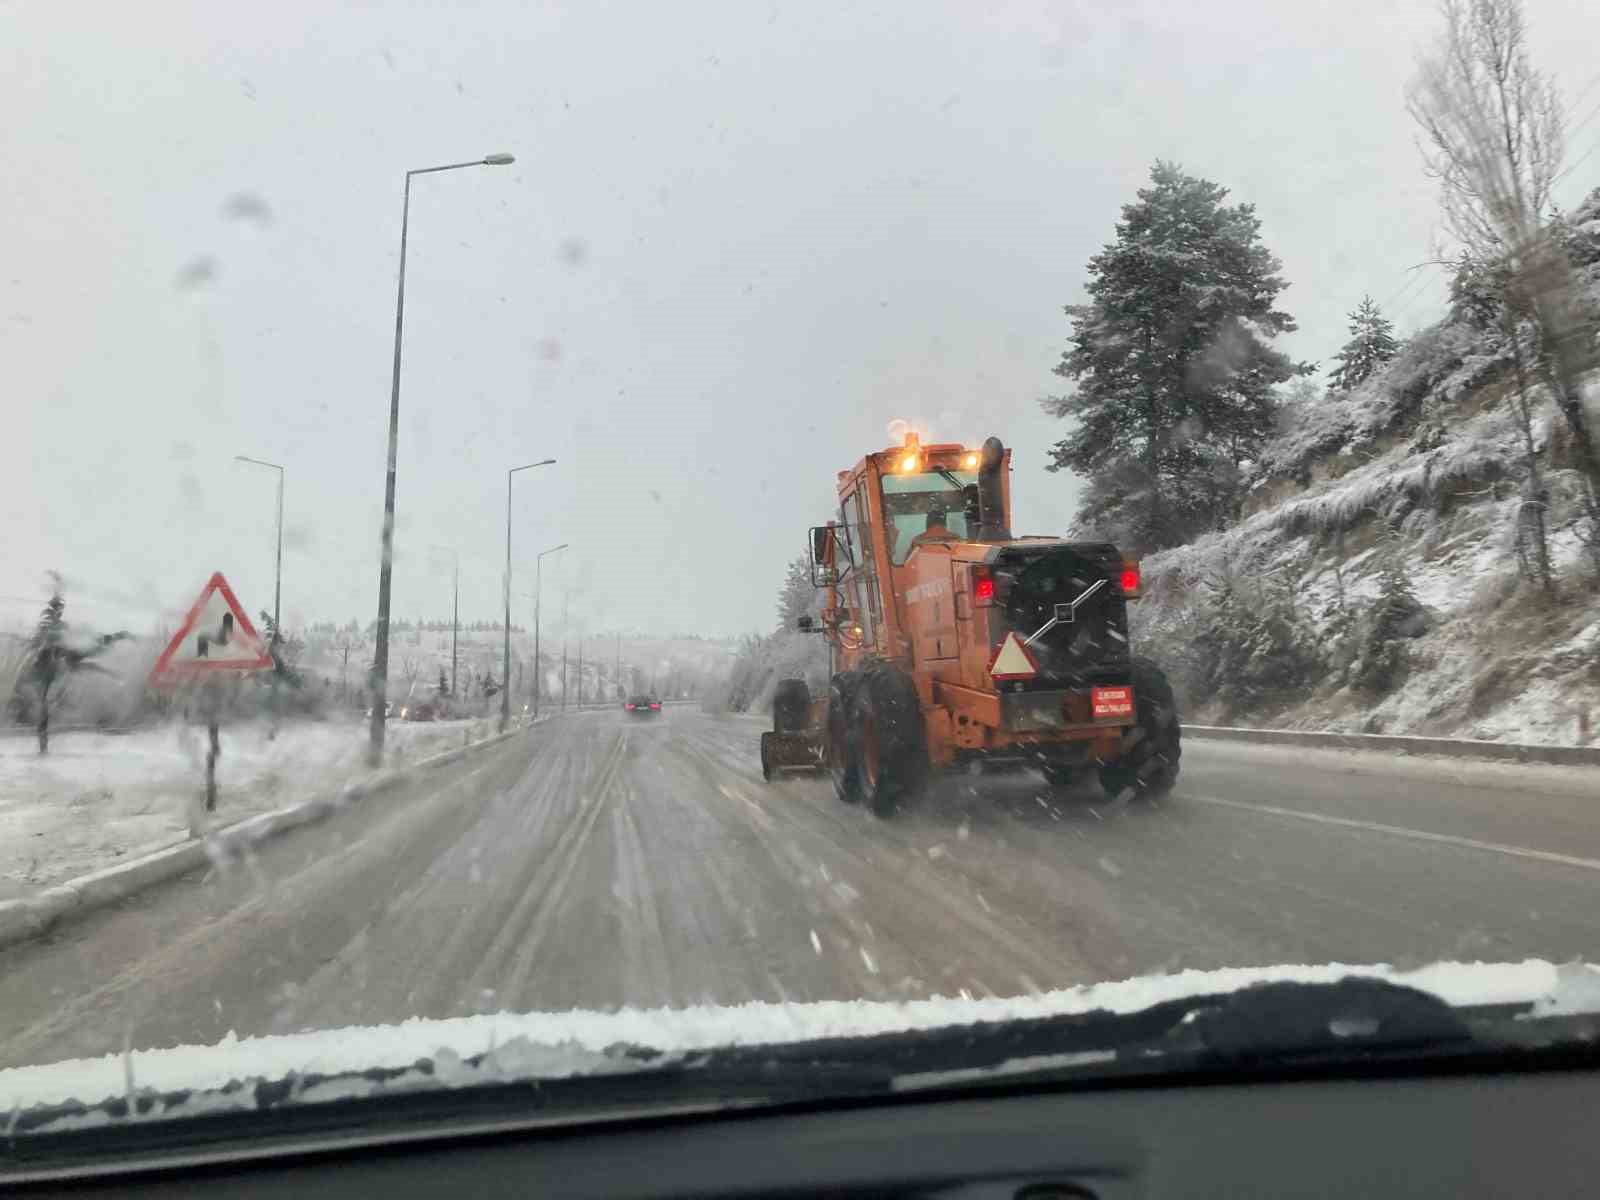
[1182,724,1600,768]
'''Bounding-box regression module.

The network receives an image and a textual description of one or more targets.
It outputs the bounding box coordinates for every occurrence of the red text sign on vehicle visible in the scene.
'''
[149,572,274,686]
[1091,686,1134,720]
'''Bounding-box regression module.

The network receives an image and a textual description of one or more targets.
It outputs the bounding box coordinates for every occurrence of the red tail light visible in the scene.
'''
[650,703,661,710]
[625,703,635,710]
[1119,563,1140,595]
[973,568,995,606]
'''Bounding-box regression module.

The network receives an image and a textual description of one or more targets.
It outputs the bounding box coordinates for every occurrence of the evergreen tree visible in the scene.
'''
[775,556,815,633]
[258,611,304,685]
[12,574,129,754]
[1045,161,1306,550]
[1327,295,1400,390]
[1354,533,1429,695]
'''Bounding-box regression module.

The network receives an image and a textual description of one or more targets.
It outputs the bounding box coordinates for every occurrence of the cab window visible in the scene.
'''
[880,469,976,564]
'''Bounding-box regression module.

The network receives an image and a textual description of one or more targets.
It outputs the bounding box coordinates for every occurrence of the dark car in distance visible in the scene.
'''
[625,694,662,716]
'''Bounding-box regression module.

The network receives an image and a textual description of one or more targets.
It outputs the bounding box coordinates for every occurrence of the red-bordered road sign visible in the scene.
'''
[149,572,274,686]
[987,631,1040,681]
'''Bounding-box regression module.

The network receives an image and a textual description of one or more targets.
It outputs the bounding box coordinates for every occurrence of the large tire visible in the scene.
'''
[1099,656,1182,800]
[850,663,929,818]
[772,678,811,733]
[759,732,776,782]
[1039,762,1077,788]
[828,674,863,805]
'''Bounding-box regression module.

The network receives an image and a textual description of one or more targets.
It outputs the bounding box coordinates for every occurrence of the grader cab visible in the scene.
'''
[758,432,1180,816]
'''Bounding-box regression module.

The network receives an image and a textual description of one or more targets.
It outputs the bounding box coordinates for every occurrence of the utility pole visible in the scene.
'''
[560,590,569,712]
[615,633,621,702]
[577,638,583,707]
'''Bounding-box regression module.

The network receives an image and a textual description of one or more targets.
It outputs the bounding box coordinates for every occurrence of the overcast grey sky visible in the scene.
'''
[7,0,1597,639]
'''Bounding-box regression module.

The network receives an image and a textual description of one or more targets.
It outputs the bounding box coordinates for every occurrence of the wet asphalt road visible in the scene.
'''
[1,707,1597,1068]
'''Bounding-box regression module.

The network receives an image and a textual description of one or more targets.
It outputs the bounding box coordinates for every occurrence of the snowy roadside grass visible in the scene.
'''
[0,716,502,898]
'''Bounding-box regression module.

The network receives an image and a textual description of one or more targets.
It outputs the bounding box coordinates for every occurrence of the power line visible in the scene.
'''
[1561,68,1600,124]
[1564,94,1600,146]
[1552,139,1599,188]
[1378,260,1445,313]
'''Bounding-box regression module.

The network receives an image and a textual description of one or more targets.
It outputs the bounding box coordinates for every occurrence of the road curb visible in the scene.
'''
[0,721,536,954]
[1182,724,1600,767]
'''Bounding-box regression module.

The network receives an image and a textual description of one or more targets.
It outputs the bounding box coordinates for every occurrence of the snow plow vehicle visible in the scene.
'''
[759,432,1180,815]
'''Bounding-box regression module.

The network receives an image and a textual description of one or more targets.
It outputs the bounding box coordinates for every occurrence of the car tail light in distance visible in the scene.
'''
[625,703,635,711]
[1092,686,1134,720]
[651,703,661,710]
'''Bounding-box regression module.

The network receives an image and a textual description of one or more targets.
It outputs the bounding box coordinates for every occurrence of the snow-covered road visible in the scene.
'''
[1,709,1597,1069]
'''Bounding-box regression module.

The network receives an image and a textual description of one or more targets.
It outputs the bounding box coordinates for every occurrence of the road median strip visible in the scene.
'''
[0,720,541,953]
[1182,724,1600,768]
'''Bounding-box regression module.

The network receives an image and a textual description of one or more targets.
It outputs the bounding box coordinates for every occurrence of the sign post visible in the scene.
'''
[149,573,274,821]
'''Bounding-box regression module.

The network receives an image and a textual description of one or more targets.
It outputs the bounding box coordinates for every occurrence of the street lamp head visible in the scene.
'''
[483,153,516,166]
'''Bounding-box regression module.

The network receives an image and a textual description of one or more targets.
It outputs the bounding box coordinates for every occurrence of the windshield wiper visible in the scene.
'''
[9,980,1599,1173]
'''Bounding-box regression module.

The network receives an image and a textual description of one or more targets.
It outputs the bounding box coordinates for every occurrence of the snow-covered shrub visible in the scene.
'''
[1351,537,1430,696]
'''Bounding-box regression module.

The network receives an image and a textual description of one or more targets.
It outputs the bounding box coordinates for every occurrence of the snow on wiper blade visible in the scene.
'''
[6,961,1600,1151]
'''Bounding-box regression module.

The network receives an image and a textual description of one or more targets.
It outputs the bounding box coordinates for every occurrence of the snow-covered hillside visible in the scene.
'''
[1132,189,1600,746]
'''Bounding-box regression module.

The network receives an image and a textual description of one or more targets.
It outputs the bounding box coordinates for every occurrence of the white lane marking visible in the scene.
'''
[810,929,822,956]
[718,781,774,830]
[1189,792,1600,874]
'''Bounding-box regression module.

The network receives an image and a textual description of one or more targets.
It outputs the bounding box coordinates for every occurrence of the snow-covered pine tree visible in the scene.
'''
[1045,161,1307,551]
[775,555,815,633]
[1327,295,1400,390]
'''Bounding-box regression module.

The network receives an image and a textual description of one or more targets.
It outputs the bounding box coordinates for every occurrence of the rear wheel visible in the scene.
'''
[772,678,811,733]
[851,663,928,818]
[1099,656,1181,800]
[828,674,863,805]
[1039,762,1077,788]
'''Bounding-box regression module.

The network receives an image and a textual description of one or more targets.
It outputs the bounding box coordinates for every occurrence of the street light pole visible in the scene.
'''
[561,589,570,713]
[532,543,569,721]
[428,545,459,698]
[502,459,556,731]
[233,456,284,635]
[369,151,515,766]
[235,455,285,736]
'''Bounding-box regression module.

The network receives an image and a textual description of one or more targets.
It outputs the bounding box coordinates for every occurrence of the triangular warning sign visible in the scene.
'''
[988,631,1039,681]
[150,572,274,685]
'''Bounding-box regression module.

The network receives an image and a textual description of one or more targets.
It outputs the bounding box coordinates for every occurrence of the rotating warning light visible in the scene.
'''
[899,454,919,473]
[962,451,979,469]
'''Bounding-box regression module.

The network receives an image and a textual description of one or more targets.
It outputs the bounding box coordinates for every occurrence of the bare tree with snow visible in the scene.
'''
[1408,0,1600,574]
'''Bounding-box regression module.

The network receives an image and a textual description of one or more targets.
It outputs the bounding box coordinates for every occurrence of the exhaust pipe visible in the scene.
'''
[977,436,1010,542]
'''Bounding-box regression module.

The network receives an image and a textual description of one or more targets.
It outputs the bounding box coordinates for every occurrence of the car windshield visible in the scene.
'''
[5,0,1600,1161]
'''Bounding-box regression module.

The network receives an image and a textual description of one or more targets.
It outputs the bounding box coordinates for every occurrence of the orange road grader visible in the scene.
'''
[759,433,1181,816]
